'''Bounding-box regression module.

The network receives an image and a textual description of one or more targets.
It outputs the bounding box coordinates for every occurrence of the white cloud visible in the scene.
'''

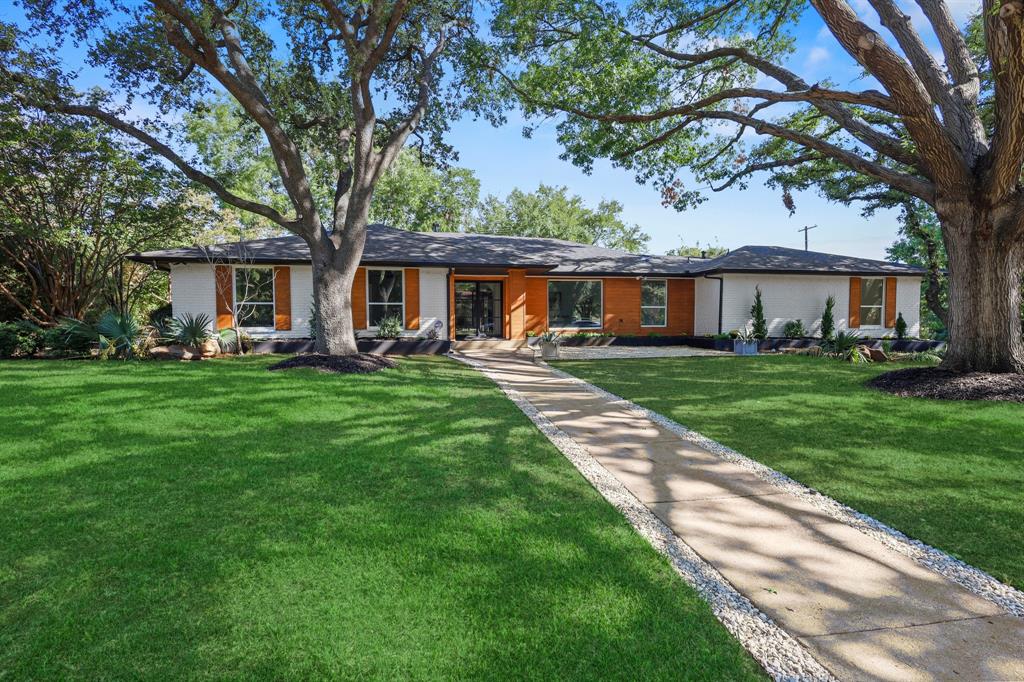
[806,47,831,67]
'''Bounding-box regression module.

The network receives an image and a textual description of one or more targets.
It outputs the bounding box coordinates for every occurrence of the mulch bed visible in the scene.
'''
[868,367,1024,403]
[267,353,397,374]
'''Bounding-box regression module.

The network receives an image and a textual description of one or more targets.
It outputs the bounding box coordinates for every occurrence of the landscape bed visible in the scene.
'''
[0,356,763,680]
[552,354,1024,591]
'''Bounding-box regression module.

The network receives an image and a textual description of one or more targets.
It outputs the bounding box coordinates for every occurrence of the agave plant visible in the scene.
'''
[174,313,212,346]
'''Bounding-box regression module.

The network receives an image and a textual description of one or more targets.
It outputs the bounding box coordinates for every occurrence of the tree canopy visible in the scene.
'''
[471,184,650,253]
[486,0,1024,372]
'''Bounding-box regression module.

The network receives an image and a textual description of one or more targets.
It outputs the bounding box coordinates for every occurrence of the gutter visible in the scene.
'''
[703,274,725,335]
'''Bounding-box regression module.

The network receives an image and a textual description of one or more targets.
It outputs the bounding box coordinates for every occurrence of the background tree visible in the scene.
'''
[0,109,195,324]
[487,0,1024,372]
[666,241,727,258]
[371,148,480,231]
[886,200,949,336]
[471,184,650,252]
[7,0,475,356]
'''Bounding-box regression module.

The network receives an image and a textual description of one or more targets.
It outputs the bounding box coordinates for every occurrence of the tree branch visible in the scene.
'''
[51,102,294,227]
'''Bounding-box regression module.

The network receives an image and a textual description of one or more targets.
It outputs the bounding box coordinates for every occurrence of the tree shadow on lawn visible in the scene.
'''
[0,357,763,680]
[556,355,1024,590]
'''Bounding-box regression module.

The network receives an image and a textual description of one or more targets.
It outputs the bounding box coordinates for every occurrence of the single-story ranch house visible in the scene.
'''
[132,223,925,342]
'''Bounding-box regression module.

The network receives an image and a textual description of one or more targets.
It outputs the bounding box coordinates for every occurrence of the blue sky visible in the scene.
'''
[4,0,980,258]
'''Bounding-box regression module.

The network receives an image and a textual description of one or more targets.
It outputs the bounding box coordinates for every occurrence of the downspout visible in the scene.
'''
[703,274,724,335]
[446,266,453,341]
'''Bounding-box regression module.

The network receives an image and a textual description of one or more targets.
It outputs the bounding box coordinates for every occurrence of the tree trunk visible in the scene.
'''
[312,255,360,356]
[940,207,1024,373]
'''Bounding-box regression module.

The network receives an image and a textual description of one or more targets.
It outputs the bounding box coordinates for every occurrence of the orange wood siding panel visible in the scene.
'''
[603,278,642,334]
[351,267,367,330]
[525,277,548,335]
[667,279,695,335]
[508,269,527,340]
[849,277,862,328]
[215,265,233,330]
[404,268,420,329]
[884,277,897,328]
[273,266,291,331]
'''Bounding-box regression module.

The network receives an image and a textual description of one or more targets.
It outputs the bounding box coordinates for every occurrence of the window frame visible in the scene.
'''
[547,279,604,330]
[232,265,276,330]
[859,277,885,328]
[365,267,406,330]
[640,278,668,328]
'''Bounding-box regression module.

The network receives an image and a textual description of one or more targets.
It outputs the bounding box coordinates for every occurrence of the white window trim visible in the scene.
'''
[640,278,668,327]
[365,267,406,330]
[232,265,276,332]
[547,279,604,331]
[859,277,886,328]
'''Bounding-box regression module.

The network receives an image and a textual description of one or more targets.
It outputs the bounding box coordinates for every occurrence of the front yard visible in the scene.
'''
[553,355,1024,591]
[0,356,763,680]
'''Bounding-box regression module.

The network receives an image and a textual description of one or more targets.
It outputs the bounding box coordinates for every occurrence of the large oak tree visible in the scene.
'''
[7,0,474,355]
[487,0,1024,373]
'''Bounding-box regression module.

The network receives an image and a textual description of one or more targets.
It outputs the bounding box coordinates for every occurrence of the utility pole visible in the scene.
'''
[798,224,817,251]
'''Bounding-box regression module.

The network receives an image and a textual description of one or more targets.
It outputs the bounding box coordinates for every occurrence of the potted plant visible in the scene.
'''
[539,330,561,360]
[733,328,759,356]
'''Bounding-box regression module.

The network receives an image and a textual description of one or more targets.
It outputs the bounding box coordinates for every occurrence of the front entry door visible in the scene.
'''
[455,281,504,338]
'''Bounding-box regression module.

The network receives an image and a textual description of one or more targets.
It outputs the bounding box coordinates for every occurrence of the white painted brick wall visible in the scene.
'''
[170,263,311,338]
[169,263,447,339]
[169,264,218,329]
[719,273,922,338]
[417,267,448,339]
[694,276,722,335]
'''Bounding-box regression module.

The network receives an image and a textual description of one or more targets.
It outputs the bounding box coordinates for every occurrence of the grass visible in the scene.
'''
[552,354,1024,591]
[0,355,764,681]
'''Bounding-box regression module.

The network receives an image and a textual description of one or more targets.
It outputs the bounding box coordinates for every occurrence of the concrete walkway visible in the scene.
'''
[462,350,1024,681]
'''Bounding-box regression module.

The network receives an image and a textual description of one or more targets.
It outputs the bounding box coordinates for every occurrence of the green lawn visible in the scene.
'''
[553,355,1024,591]
[0,356,763,681]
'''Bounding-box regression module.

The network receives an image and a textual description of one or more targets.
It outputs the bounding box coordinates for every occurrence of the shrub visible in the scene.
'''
[63,311,143,359]
[782,319,807,338]
[376,315,403,339]
[825,330,860,355]
[750,286,768,339]
[218,328,253,353]
[895,312,908,340]
[821,295,836,340]
[174,313,212,346]
[42,321,92,355]
[0,321,44,358]
[712,332,732,340]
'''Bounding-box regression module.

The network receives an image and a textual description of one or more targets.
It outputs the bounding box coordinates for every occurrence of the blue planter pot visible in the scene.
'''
[733,340,759,356]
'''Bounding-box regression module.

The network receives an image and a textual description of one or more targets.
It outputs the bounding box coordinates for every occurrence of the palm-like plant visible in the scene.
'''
[174,313,212,346]
[63,310,143,359]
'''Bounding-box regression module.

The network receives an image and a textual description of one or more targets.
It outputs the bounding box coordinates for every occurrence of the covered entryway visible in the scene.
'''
[454,280,504,339]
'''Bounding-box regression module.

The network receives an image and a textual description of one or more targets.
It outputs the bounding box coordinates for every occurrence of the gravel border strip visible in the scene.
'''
[539,358,1024,620]
[452,352,835,682]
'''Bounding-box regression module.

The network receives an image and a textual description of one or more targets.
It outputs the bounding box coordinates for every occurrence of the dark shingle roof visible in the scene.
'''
[131,224,924,276]
[689,245,925,276]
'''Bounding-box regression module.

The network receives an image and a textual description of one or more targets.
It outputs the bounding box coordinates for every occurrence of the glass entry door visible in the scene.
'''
[455,281,504,338]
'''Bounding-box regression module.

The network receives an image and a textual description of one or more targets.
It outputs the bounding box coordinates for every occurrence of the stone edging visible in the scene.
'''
[452,352,836,682]
[538,358,1024,620]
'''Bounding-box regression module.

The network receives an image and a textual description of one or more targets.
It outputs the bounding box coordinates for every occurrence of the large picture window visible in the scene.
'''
[641,280,667,327]
[368,269,404,327]
[860,278,884,326]
[234,267,275,328]
[548,280,602,329]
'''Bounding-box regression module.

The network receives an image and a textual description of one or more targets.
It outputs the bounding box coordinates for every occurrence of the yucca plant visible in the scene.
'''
[174,313,212,346]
